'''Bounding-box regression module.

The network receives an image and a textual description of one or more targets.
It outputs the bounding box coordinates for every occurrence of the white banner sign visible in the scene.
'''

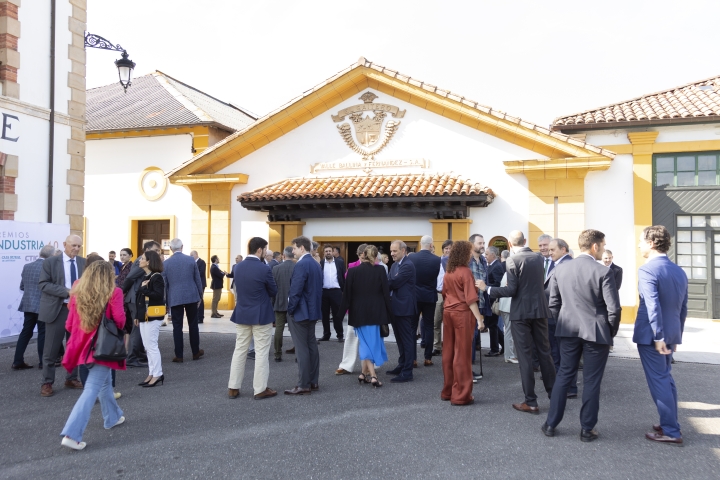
[0,221,69,338]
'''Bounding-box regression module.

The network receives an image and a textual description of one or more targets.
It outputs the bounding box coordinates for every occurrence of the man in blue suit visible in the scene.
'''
[227,237,278,400]
[163,238,205,362]
[408,235,441,366]
[285,235,323,395]
[386,240,417,382]
[634,225,688,447]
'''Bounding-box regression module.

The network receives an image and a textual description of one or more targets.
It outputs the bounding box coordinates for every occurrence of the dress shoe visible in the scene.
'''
[172,357,183,363]
[274,357,282,362]
[653,424,662,432]
[512,403,540,415]
[61,436,86,450]
[11,362,34,370]
[505,358,519,364]
[318,335,330,342]
[432,349,442,356]
[484,351,501,357]
[286,347,295,354]
[126,361,147,368]
[284,386,311,395]
[335,368,350,375]
[41,383,54,397]
[451,397,474,406]
[645,431,683,446]
[210,314,221,318]
[218,313,224,317]
[192,349,205,360]
[390,375,413,383]
[228,388,239,399]
[64,379,83,389]
[246,351,255,360]
[386,366,402,375]
[413,361,418,368]
[580,429,599,442]
[424,359,433,366]
[254,388,277,400]
[541,422,556,437]
[567,393,578,399]
[337,337,344,342]
[310,383,319,391]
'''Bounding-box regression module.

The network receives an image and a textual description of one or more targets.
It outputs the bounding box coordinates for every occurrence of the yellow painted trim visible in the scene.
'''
[169,173,249,185]
[503,156,612,176]
[127,216,177,261]
[87,126,213,153]
[312,236,423,243]
[603,139,720,155]
[168,66,611,177]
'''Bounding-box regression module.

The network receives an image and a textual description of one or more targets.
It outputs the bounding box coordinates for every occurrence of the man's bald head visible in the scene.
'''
[508,230,526,247]
[63,235,82,259]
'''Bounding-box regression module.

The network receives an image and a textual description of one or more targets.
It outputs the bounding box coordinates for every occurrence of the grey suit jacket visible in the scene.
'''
[488,246,550,321]
[548,254,621,345]
[38,254,86,323]
[272,260,295,312]
[162,252,203,307]
[544,254,572,324]
[19,259,45,314]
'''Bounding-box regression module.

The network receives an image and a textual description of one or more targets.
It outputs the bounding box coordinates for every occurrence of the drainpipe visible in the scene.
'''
[47,0,56,223]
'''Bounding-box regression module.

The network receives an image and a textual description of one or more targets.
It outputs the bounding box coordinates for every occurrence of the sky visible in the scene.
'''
[86,0,720,128]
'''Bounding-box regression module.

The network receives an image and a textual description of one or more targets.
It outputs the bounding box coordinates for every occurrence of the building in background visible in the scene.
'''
[553,75,720,319]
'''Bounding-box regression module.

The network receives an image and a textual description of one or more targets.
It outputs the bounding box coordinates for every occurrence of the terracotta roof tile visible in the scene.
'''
[553,75,720,127]
[238,173,495,203]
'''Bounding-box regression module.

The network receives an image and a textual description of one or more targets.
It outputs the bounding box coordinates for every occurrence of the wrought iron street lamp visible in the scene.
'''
[84,32,136,92]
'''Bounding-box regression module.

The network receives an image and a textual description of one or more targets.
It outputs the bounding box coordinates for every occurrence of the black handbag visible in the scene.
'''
[87,308,127,362]
[380,324,390,338]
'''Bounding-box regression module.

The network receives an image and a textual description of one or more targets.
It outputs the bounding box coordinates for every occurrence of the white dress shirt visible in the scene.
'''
[62,252,78,303]
[323,258,340,289]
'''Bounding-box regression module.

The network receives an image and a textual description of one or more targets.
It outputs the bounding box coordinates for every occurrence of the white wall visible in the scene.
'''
[222,88,542,255]
[85,135,194,256]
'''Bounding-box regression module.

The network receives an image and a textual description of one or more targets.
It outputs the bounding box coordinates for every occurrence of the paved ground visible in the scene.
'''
[1,322,719,479]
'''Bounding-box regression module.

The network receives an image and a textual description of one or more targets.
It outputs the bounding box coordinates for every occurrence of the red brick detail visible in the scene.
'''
[0,65,17,83]
[0,2,19,19]
[0,210,14,220]
[0,33,18,50]
[0,176,15,194]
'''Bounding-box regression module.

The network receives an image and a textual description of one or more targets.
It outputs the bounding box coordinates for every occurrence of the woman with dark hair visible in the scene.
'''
[135,249,165,388]
[339,245,393,387]
[441,240,484,406]
[116,248,134,337]
[60,261,126,450]
[209,254,226,318]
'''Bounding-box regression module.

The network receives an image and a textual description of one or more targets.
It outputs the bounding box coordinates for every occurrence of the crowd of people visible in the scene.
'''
[10,224,688,450]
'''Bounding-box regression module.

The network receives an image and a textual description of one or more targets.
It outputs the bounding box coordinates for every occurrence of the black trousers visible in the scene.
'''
[546,337,610,430]
[13,312,44,366]
[414,301,436,360]
[485,313,505,353]
[171,303,200,358]
[321,288,343,338]
[511,317,556,407]
[391,315,415,378]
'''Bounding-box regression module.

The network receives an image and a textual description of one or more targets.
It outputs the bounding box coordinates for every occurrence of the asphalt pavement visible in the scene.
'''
[1,330,719,479]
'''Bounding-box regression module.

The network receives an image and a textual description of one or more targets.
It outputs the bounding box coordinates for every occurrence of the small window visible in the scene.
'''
[654,152,720,187]
[677,216,691,227]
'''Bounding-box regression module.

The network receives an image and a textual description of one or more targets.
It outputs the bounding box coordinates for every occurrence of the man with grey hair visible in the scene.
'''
[408,235,441,366]
[386,240,417,382]
[485,245,505,357]
[501,250,510,261]
[538,234,554,281]
[478,230,556,414]
[12,245,56,370]
[163,238,205,362]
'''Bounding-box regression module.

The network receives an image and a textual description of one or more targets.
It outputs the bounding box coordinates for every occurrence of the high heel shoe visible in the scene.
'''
[142,375,164,387]
[370,376,383,388]
[138,377,152,386]
[358,373,367,384]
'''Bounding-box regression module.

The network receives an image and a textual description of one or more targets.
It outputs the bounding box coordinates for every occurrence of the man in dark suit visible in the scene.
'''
[386,240,417,382]
[332,246,344,266]
[602,249,623,291]
[38,234,86,397]
[635,225,688,446]
[12,245,55,370]
[479,230,556,414]
[268,251,281,270]
[122,240,161,367]
[272,246,295,362]
[408,235,441,366]
[542,229,620,442]
[164,239,205,362]
[484,245,505,357]
[545,238,576,397]
[285,236,323,395]
[190,251,207,324]
[227,236,278,400]
[319,244,346,342]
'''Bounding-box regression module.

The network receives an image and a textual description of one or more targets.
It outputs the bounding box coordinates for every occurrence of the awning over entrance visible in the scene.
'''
[238,173,495,221]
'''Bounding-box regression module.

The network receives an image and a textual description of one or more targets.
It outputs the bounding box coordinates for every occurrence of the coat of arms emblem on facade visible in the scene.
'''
[331,92,405,160]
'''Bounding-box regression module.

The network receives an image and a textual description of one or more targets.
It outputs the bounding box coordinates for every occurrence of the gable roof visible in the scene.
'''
[87,71,257,133]
[553,74,720,131]
[167,57,614,177]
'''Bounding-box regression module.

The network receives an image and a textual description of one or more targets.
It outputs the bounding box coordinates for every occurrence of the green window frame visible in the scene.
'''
[653,152,720,187]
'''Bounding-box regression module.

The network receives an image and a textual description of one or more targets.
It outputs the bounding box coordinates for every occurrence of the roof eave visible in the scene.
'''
[87,121,237,135]
[552,115,720,133]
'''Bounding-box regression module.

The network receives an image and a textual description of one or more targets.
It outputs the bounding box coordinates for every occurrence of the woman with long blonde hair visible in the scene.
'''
[60,261,127,450]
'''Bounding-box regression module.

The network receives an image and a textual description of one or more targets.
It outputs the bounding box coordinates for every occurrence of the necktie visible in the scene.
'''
[70,258,77,284]
[544,258,549,276]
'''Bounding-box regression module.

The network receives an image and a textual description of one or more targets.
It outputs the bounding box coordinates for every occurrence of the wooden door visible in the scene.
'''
[137,220,171,256]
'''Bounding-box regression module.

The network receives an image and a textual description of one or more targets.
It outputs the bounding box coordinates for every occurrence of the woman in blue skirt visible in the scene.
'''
[339,245,393,387]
